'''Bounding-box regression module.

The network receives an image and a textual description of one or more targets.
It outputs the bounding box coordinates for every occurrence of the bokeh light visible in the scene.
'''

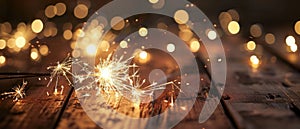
[250,24,262,38]
[120,41,128,48]
[167,43,176,52]
[45,5,57,18]
[174,10,189,24]
[149,0,159,4]
[219,12,232,32]
[265,33,276,44]
[190,40,200,52]
[250,55,260,69]
[31,19,44,33]
[111,16,125,30]
[1,22,12,34]
[74,4,89,19]
[285,35,296,46]
[55,3,66,16]
[0,39,6,49]
[63,30,73,40]
[179,29,193,41]
[0,56,6,65]
[246,41,256,51]
[100,40,110,51]
[7,38,15,49]
[139,51,148,60]
[207,30,217,40]
[228,21,240,35]
[86,44,97,55]
[15,36,26,48]
[294,21,300,35]
[290,44,298,52]
[227,9,240,21]
[39,45,49,56]
[30,48,39,60]
[139,27,148,37]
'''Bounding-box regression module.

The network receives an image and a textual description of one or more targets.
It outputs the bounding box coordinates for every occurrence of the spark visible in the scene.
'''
[1,80,28,101]
[73,53,182,106]
[122,66,181,104]
[47,55,74,94]
[94,53,133,94]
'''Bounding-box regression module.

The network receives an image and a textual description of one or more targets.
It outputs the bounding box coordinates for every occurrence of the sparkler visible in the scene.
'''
[122,66,180,103]
[46,55,74,94]
[0,80,28,101]
[94,53,133,94]
[73,52,182,106]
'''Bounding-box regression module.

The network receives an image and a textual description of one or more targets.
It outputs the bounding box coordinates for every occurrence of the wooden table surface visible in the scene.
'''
[0,32,299,129]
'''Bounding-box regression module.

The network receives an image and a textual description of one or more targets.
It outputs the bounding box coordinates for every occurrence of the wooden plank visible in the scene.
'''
[57,73,233,129]
[220,36,300,129]
[0,76,73,129]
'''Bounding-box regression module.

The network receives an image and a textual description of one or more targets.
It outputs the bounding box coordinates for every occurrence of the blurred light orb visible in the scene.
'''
[31,48,39,60]
[15,36,26,48]
[174,10,189,24]
[285,36,296,46]
[250,55,260,68]
[247,41,256,51]
[227,9,240,21]
[139,51,148,59]
[74,4,89,19]
[120,41,128,48]
[179,29,193,41]
[167,43,176,52]
[63,30,73,40]
[0,39,6,49]
[250,24,262,38]
[111,16,125,30]
[1,22,12,34]
[31,19,44,33]
[294,21,300,35]
[265,33,275,44]
[55,3,67,16]
[207,30,217,40]
[7,38,15,48]
[100,40,110,51]
[190,40,200,52]
[149,0,159,4]
[290,44,298,52]
[72,50,81,58]
[152,0,165,9]
[86,44,97,55]
[228,21,240,35]
[39,45,49,56]
[139,27,148,37]
[45,5,57,18]
[0,56,6,64]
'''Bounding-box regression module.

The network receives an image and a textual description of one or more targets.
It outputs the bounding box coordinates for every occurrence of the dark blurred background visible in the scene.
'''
[1,0,300,27]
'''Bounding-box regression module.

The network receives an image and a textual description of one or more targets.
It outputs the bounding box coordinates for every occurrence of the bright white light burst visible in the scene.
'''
[95,53,133,94]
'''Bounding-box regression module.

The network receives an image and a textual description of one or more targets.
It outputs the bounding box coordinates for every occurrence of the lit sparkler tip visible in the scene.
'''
[46,55,74,94]
[0,80,28,102]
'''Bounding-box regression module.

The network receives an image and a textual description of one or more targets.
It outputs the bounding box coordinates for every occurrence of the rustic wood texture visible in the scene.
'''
[1,35,300,129]
[221,36,300,129]
[0,77,72,129]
